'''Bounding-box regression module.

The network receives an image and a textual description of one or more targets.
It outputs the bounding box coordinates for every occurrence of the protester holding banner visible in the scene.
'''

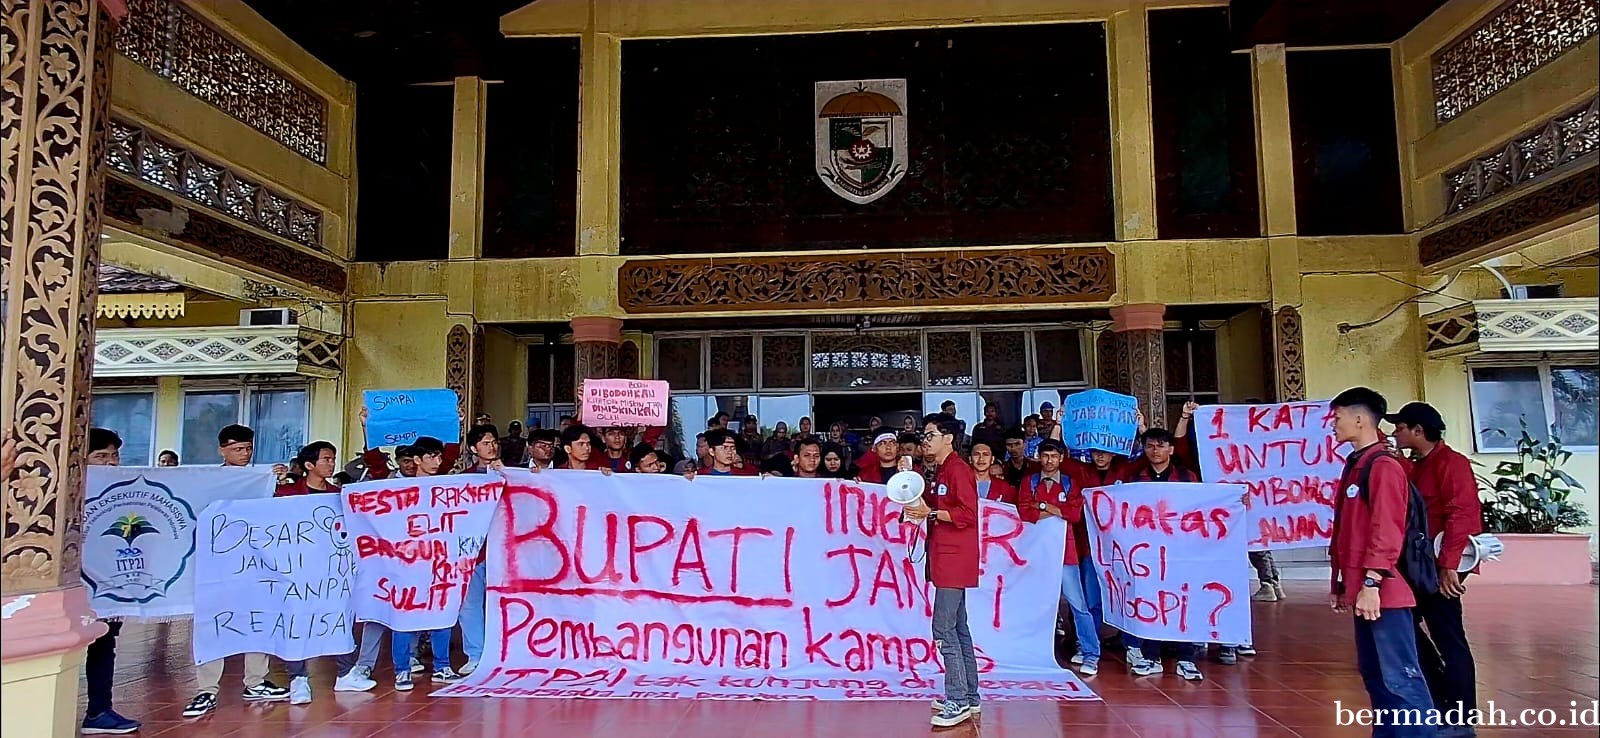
[557,424,609,472]
[358,407,461,481]
[791,435,824,478]
[600,426,635,472]
[81,429,140,736]
[528,428,561,469]
[1121,427,1208,681]
[459,425,505,675]
[902,414,982,728]
[385,436,466,692]
[855,428,907,484]
[971,441,1016,502]
[1016,439,1102,676]
[1328,388,1436,735]
[691,428,756,477]
[184,425,290,718]
[1386,401,1480,736]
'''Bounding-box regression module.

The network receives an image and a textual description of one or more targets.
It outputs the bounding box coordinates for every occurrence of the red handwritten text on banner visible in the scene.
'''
[1086,482,1252,644]
[438,470,1096,701]
[1196,401,1349,551]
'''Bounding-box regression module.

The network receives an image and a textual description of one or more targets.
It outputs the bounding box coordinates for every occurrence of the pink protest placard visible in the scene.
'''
[581,379,669,426]
[1195,401,1350,551]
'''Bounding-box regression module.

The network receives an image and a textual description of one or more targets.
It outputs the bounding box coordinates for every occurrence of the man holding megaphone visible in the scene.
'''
[1386,402,1481,738]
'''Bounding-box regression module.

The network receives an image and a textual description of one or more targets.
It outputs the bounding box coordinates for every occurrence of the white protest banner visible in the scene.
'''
[341,474,503,631]
[192,495,356,664]
[1196,401,1349,551]
[439,469,1097,702]
[82,466,275,619]
[581,379,669,427]
[1085,482,1252,645]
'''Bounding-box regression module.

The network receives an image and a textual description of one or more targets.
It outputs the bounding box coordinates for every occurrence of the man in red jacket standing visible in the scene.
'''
[903,413,980,728]
[1387,402,1479,737]
[1329,388,1436,737]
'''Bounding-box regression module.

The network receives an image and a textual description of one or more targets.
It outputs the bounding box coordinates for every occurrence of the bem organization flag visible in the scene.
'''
[438,469,1099,702]
[82,466,275,620]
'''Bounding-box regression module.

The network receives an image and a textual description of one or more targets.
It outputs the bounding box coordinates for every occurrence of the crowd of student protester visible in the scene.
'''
[68,385,1481,737]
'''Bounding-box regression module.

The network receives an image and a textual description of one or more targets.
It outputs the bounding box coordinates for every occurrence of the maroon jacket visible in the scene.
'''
[1330,444,1416,609]
[1399,443,1482,572]
[1016,472,1087,565]
[926,454,980,589]
[857,459,914,485]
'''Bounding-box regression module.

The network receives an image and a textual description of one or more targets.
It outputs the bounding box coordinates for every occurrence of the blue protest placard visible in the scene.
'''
[1063,389,1139,455]
[363,389,460,447]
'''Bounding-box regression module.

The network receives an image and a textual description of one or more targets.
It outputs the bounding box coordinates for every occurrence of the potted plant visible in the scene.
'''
[1473,421,1593,585]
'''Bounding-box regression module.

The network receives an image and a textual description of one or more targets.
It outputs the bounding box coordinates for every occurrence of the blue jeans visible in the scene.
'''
[393,629,453,673]
[1354,609,1438,738]
[931,587,979,706]
[1078,555,1103,623]
[459,561,486,663]
[1061,564,1100,660]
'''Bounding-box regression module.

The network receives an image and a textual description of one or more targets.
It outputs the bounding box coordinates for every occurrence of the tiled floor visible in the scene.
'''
[86,583,1598,737]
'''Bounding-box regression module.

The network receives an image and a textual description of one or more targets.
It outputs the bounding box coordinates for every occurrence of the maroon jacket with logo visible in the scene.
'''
[1397,442,1482,572]
[926,454,980,589]
[1330,444,1416,609]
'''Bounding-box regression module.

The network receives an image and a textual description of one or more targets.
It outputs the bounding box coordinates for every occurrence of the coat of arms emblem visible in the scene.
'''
[814,79,908,204]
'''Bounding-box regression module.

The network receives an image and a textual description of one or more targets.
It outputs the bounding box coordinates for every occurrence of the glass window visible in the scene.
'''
[249,389,307,465]
[1552,366,1598,448]
[658,338,703,392]
[1033,329,1085,385]
[708,336,756,390]
[979,330,1029,387]
[748,395,813,435]
[922,392,982,438]
[811,332,924,390]
[92,392,155,466]
[926,331,975,387]
[760,335,807,391]
[181,391,241,465]
[1470,366,1549,452]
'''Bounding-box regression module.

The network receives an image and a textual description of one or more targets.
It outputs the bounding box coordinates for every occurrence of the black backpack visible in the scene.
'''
[1357,453,1440,596]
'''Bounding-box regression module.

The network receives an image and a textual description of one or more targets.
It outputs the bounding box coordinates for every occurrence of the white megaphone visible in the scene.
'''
[886,469,926,505]
[1435,533,1505,572]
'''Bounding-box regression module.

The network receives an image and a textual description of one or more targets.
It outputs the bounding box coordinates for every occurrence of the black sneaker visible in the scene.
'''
[182,692,218,718]
[242,680,290,701]
[81,710,140,734]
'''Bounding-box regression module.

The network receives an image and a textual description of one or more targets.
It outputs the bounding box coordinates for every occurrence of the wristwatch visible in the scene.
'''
[1037,502,1047,511]
[1362,577,1381,589]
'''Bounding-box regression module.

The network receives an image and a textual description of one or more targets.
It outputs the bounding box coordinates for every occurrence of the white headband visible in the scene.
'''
[874,432,899,446]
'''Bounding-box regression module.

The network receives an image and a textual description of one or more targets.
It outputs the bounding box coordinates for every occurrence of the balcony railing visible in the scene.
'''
[94,325,342,378]
[1424,298,1600,356]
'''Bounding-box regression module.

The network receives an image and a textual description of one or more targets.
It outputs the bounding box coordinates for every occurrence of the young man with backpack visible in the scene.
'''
[1329,388,1437,737]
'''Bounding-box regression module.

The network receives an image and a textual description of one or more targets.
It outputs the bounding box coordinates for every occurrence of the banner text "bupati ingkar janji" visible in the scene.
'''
[436,470,1097,701]
[1196,401,1349,551]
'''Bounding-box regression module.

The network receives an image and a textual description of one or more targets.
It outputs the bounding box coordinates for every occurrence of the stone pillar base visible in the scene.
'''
[2,587,106,738]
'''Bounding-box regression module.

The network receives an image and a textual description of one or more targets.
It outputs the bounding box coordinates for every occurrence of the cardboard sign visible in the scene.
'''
[192,495,355,664]
[362,389,460,447]
[438,470,1098,702]
[82,466,275,619]
[1063,389,1139,455]
[1086,482,1252,645]
[340,474,503,632]
[1196,401,1348,551]
[581,379,669,427]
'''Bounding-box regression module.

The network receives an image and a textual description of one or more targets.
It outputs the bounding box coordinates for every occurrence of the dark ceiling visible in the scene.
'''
[247,1,1450,86]
[1228,0,1451,48]
[244,0,529,84]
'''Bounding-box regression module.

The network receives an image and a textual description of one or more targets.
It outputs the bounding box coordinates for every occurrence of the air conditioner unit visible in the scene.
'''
[240,307,296,326]
[1503,284,1563,300]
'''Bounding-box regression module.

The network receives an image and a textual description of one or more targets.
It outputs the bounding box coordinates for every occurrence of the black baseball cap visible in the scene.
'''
[1384,402,1446,431]
[1038,439,1067,455]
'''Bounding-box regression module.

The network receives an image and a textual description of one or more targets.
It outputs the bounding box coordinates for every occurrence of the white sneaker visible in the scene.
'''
[459,660,478,676]
[289,676,312,705]
[1069,651,1085,666]
[1176,660,1204,681]
[334,667,376,693]
[409,657,425,674]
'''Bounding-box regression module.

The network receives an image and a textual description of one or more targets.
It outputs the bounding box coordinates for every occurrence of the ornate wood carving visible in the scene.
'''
[471,326,485,424]
[1432,0,1597,124]
[572,341,620,404]
[1122,329,1168,430]
[108,118,324,249]
[1095,330,1128,395]
[1424,308,1480,355]
[115,0,329,163]
[618,340,640,380]
[446,324,471,439]
[1420,166,1599,267]
[2,0,116,592]
[618,247,1114,314]
[1273,305,1307,402]
[1445,97,1599,215]
[103,177,348,292]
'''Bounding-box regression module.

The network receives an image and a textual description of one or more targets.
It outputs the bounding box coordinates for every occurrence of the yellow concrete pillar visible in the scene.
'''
[449,76,489,260]
[577,29,623,256]
[153,376,183,456]
[3,2,122,736]
[1108,8,1158,241]
[1251,44,1298,237]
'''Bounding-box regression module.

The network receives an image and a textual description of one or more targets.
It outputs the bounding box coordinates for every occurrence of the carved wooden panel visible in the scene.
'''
[656,338,702,391]
[115,0,329,163]
[1096,330,1128,395]
[759,335,806,390]
[1123,329,1168,430]
[2,0,115,592]
[573,341,620,403]
[1273,306,1306,402]
[1420,166,1599,267]
[1432,0,1597,123]
[471,326,485,423]
[618,340,640,380]
[978,330,1029,387]
[446,324,471,439]
[707,336,755,391]
[1425,307,1481,355]
[103,177,348,292]
[926,331,975,387]
[618,247,1114,314]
